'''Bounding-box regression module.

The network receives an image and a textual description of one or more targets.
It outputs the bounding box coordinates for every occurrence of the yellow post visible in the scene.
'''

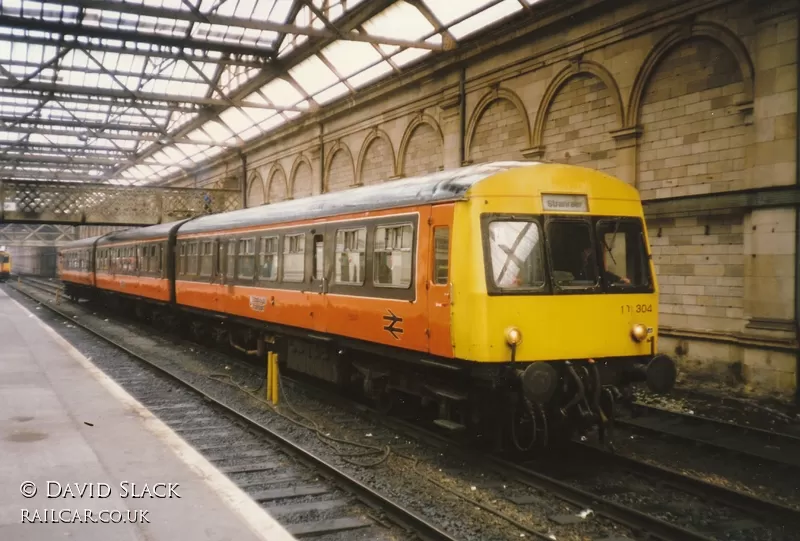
[55,289,61,305]
[271,353,279,405]
[266,351,273,402]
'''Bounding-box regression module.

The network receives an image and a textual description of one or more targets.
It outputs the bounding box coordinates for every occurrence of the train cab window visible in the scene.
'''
[225,239,236,279]
[238,238,256,279]
[433,227,450,285]
[546,220,597,290]
[258,236,278,281]
[334,228,365,285]
[373,224,413,288]
[596,219,651,290]
[486,221,546,290]
[187,242,199,275]
[199,241,213,277]
[282,234,305,283]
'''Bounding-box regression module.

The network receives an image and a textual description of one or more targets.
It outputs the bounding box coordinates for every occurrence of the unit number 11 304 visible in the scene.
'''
[621,304,653,314]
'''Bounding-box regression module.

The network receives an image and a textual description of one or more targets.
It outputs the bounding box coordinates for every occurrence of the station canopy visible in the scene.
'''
[0,0,542,186]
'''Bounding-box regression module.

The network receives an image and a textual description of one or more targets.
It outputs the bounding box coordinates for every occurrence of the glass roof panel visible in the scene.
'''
[0,0,543,185]
[448,0,523,39]
[259,78,305,107]
[288,55,338,96]
[314,82,349,105]
[362,2,434,41]
[320,40,383,79]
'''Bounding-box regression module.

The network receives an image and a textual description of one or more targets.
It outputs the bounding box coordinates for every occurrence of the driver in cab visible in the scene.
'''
[577,243,630,286]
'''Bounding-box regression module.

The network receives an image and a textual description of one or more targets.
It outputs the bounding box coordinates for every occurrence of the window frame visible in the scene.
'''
[334,226,367,286]
[237,237,257,280]
[372,221,415,290]
[281,232,306,283]
[257,235,280,282]
[595,217,654,294]
[198,240,214,278]
[544,216,601,294]
[480,213,550,296]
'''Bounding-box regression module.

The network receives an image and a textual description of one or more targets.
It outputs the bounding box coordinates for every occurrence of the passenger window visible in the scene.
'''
[187,242,198,275]
[374,224,413,288]
[225,239,236,279]
[258,236,278,281]
[150,245,160,274]
[282,234,305,282]
[179,243,186,276]
[238,238,256,279]
[199,241,213,277]
[335,228,365,285]
[433,227,449,285]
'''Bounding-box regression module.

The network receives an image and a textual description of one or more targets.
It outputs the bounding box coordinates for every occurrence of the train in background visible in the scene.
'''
[5,246,58,278]
[0,250,10,282]
[57,161,677,451]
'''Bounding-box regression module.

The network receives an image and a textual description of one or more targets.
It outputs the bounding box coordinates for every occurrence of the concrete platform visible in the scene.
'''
[0,288,295,541]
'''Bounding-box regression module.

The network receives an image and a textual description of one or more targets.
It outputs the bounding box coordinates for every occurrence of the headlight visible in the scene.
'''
[631,323,647,342]
[505,326,522,346]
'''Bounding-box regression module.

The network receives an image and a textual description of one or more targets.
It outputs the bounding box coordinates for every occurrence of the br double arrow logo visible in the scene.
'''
[382,309,404,340]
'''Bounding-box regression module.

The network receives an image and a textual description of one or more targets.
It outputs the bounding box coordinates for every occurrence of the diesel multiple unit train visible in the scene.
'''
[0,250,10,282]
[58,161,676,450]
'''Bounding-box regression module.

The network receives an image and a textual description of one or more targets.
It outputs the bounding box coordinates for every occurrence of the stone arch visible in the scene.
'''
[397,113,444,176]
[289,153,314,199]
[465,87,531,163]
[246,171,265,207]
[627,22,754,126]
[356,128,396,185]
[532,59,624,147]
[266,163,289,203]
[323,141,355,193]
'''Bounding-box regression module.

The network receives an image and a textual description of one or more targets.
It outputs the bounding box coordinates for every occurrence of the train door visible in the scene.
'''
[308,229,329,333]
[427,204,454,357]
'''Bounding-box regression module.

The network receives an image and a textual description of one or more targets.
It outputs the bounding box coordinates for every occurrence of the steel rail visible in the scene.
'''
[617,403,800,470]
[6,280,459,541]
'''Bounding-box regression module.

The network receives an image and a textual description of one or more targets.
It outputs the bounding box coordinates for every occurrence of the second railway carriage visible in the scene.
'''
[92,221,188,305]
[58,238,96,290]
[59,161,676,449]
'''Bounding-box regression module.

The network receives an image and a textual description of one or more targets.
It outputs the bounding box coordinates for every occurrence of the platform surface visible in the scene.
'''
[0,288,295,541]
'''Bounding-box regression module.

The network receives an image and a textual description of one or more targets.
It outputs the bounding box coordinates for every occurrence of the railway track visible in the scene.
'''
[617,402,800,470]
[297,379,800,540]
[10,277,800,540]
[4,280,455,541]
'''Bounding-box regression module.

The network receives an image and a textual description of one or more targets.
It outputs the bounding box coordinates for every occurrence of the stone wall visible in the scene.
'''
[169,0,799,400]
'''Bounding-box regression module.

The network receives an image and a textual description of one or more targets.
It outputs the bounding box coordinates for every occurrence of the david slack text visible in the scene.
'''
[48,481,181,499]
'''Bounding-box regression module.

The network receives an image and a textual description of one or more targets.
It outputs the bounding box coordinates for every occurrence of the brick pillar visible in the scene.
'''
[750,10,796,189]
[308,144,323,196]
[439,95,461,169]
[611,127,642,186]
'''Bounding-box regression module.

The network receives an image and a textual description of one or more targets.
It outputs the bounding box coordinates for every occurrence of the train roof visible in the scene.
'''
[59,236,102,250]
[94,220,190,247]
[178,161,529,235]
